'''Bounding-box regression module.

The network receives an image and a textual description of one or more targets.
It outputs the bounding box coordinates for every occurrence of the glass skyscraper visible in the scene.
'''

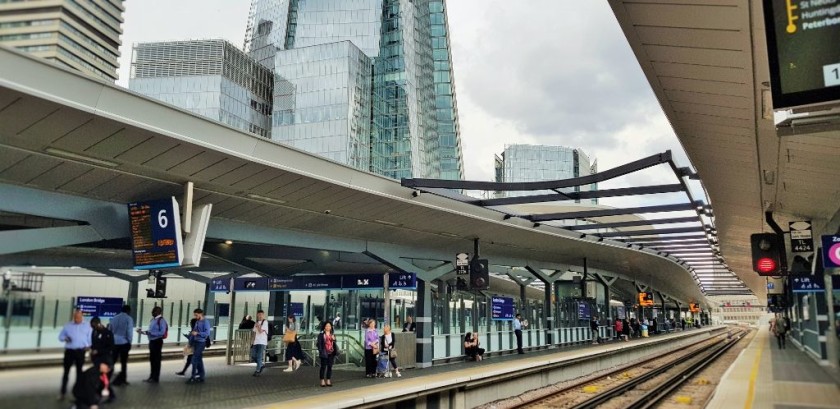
[0,0,124,82]
[244,0,464,180]
[129,40,273,138]
[495,144,598,204]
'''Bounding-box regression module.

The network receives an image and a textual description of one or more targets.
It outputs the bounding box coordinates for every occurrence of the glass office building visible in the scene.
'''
[129,40,273,138]
[244,0,464,180]
[0,0,124,82]
[273,41,372,170]
[495,144,598,203]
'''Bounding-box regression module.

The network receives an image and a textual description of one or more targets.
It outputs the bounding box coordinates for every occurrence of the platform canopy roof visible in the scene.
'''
[0,46,708,305]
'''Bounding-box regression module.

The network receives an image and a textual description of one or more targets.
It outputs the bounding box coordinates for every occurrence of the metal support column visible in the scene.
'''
[127,281,139,324]
[203,284,217,341]
[415,278,434,368]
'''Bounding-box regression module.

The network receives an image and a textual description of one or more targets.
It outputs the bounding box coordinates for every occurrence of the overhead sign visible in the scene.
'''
[455,253,470,275]
[791,275,825,293]
[210,278,230,293]
[234,277,268,292]
[789,221,814,252]
[388,272,417,289]
[341,274,384,290]
[638,292,654,307]
[689,302,701,313]
[762,0,840,108]
[822,235,840,269]
[128,197,184,269]
[491,296,514,320]
[76,297,123,318]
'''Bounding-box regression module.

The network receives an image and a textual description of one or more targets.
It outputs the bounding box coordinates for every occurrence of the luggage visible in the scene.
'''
[376,351,390,377]
[641,324,649,338]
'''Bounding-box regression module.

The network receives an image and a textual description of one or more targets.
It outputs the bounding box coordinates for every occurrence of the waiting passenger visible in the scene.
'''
[614,318,623,341]
[238,315,255,330]
[283,315,303,372]
[364,318,379,378]
[381,325,401,377]
[514,314,525,353]
[72,358,113,409]
[590,316,600,344]
[403,316,416,332]
[464,332,485,361]
[680,318,686,331]
[317,321,339,387]
[176,318,198,376]
[59,308,91,401]
[621,318,631,342]
[186,308,211,384]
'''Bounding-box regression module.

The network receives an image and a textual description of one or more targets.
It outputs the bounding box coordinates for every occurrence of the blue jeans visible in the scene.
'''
[191,340,206,379]
[252,344,266,371]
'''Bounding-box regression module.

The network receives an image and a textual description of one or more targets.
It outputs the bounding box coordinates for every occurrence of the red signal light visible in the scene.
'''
[756,257,777,274]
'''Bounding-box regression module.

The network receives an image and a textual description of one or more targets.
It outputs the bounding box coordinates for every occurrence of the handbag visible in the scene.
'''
[389,348,397,359]
[283,330,297,344]
[371,343,380,355]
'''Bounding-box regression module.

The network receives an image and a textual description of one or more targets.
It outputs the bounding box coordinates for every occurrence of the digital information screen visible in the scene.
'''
[491,296,515,320]
[764,0,840,108]
[128,197,183,269]
[77,297,124,318]
[638,292,654,307]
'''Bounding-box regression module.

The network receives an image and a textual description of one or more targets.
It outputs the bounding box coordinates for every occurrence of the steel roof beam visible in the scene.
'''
[595,224,706,238]
[531,203,700,223]
[402,151,673,191]
[621,234,709,243]
[476,184,685,207]
[565,216,700,231]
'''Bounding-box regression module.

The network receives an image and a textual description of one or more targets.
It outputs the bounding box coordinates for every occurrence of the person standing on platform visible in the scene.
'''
[89,316,115,402]
[381,325,401,377]
[514,314,525,354]
[176,318,198,376]
[137,306,167,383]
[402,316,416,332]
[284,315,303,372]
[251,310,268,376]
[187,308,211,383]
[332,312,341,330]
[238,315,255,330]
[58,308,91,401]
[614,317,624,341]
[364,318,380,377]
[317,321,339,386]
[590,316,600,344]
[109,305,134,386]
[773,313,788,349]
[621,318,631,342]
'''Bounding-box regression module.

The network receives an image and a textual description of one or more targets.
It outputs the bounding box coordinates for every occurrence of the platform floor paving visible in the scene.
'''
[707,325,840,409]
[0,329,708,409]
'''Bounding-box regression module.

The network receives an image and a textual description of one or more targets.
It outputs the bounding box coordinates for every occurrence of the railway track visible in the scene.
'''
[511,329,748,409]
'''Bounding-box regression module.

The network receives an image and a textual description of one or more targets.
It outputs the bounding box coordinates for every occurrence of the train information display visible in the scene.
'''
[128,197,183,269]
[491,296,515,320]
[638,292,654,307]
[763,0,840,108]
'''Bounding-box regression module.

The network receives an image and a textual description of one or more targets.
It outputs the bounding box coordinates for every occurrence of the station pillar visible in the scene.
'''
[415,278,434,368]
[267,291,289,330]
[203,284,217,339]
[127,280,139,323]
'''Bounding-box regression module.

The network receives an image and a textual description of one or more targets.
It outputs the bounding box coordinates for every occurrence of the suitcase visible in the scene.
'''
[376,351,391,377]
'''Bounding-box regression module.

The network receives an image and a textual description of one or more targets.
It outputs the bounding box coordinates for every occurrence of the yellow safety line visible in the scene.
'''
[743,332,765,409]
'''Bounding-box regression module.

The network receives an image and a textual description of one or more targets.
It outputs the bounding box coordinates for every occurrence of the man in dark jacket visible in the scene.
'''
[72,358,113,408]
[90,317,114,366]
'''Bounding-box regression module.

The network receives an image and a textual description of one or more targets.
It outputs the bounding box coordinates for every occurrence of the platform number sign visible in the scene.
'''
[822,235,840,269]
[789,221,814,253]
[128,197,184,269]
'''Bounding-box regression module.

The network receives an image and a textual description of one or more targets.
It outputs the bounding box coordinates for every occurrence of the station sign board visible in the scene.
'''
[232,273,418,292]
[822,235,840,269]
[210,278,230,293]
[283,302,304,317]
[491,296,514,320]
[791,274,840,293]
[77,297,123,318]
[128,197,183,269]
[577,302,591,319]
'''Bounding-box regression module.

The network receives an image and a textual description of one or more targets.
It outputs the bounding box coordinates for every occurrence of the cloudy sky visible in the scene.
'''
[116,0,703,209]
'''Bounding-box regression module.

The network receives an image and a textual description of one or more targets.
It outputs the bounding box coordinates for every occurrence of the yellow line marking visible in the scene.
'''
[743,332,764,409]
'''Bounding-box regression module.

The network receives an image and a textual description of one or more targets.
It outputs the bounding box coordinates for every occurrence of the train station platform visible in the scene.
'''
[0,344,228,370]
[708,325,840,409]
[0,327,722,409]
